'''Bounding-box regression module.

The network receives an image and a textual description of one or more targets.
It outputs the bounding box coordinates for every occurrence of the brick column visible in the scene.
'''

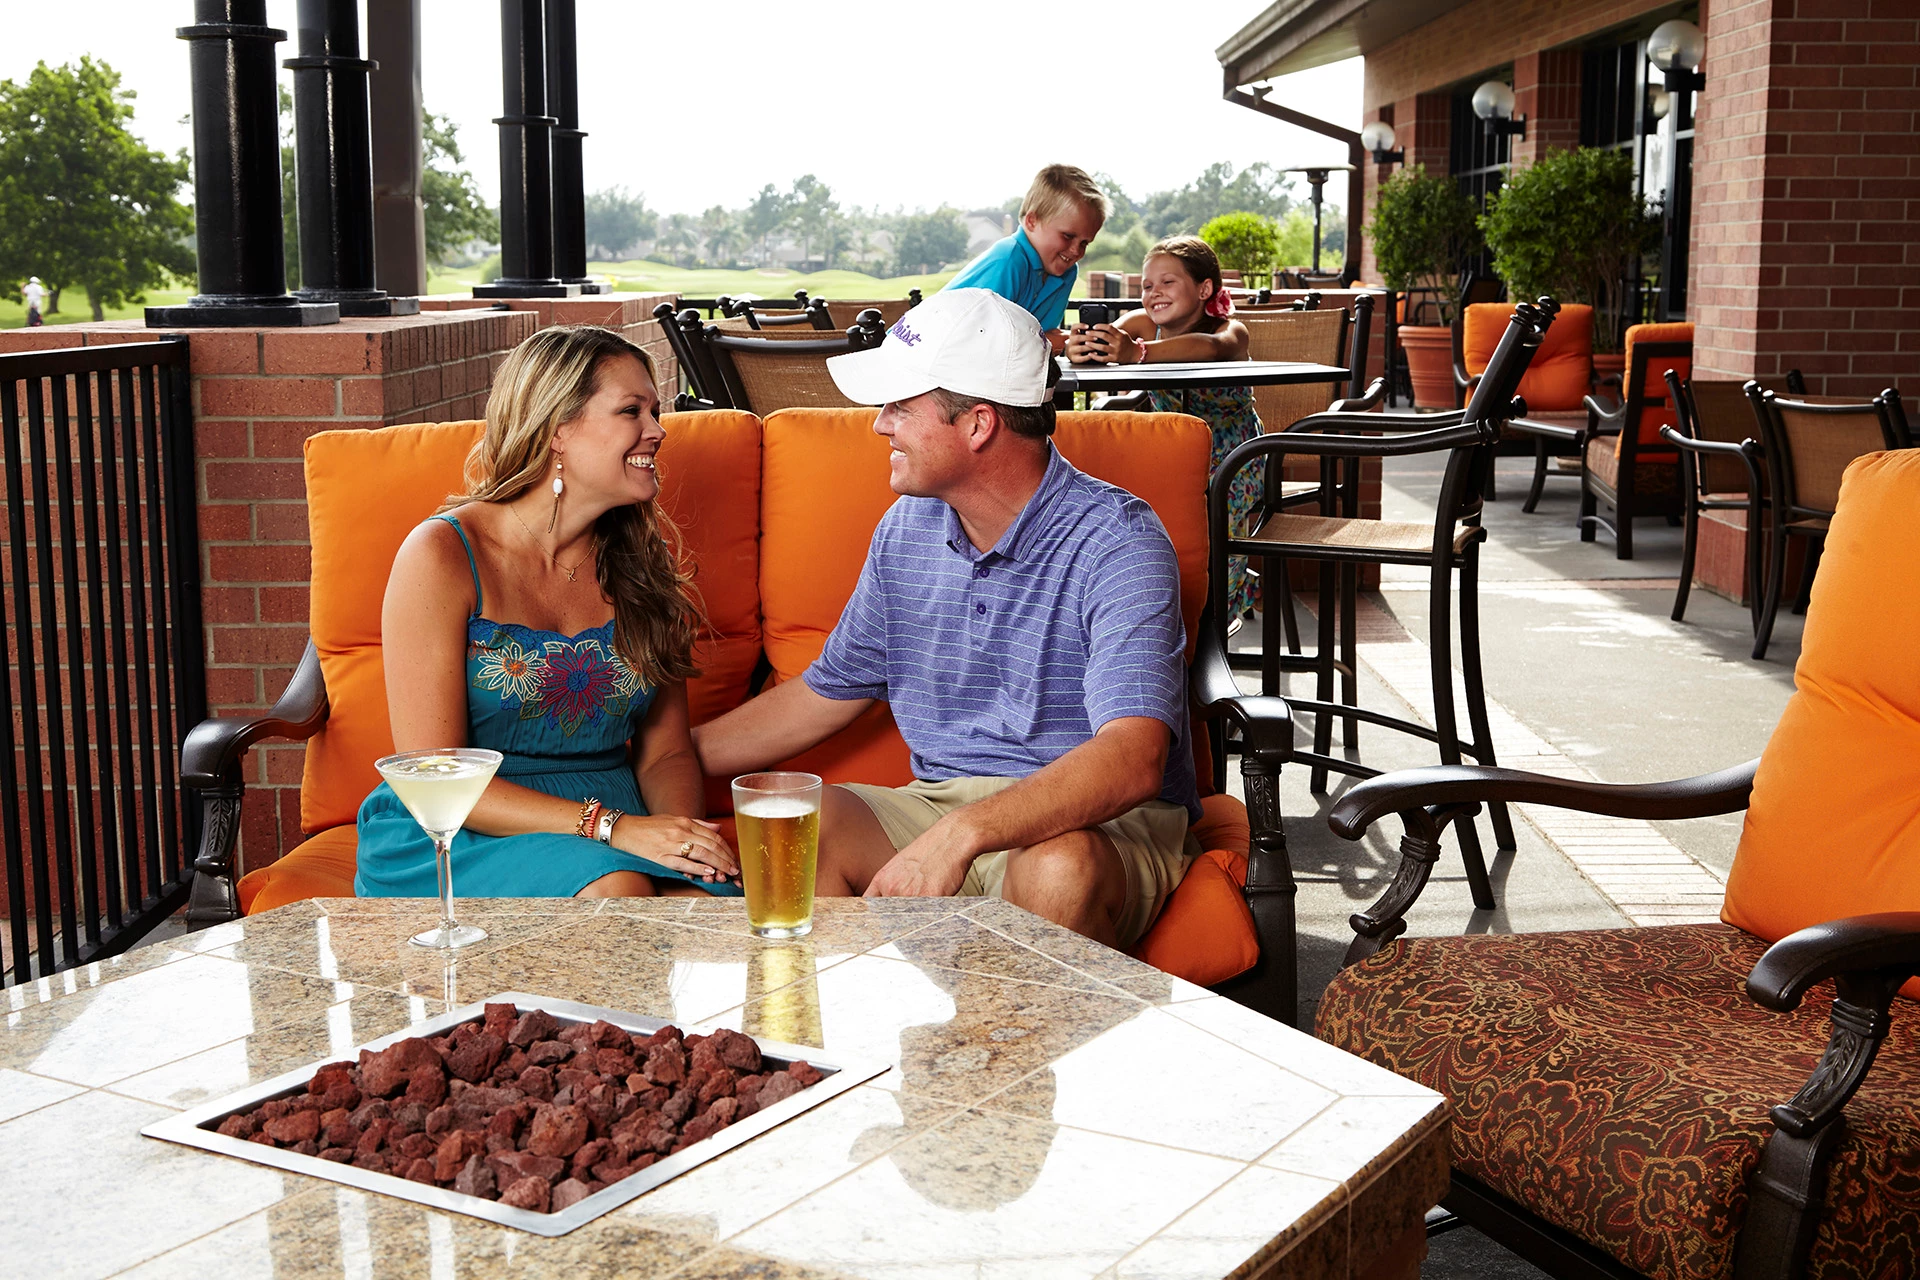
[418,291,679,393]
[1398,92,1453,175]
[1512,48,1583,168]
[1690,0,1920,395]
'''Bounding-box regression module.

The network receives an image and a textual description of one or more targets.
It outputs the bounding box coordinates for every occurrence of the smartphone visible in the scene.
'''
[1080,302,1113,328]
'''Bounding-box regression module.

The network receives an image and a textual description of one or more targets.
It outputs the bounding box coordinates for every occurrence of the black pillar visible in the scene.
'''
[285,0,419,315]
[147,0,338,327]
[368,0,428,298]
[474,0,578,298]
[544,0,604,292]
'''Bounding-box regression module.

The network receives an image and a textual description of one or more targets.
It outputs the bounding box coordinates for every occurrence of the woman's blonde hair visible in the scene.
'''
[453,324,703,688]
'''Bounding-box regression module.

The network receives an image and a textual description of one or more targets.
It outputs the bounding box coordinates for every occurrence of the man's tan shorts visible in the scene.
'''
[837,776,1196,948]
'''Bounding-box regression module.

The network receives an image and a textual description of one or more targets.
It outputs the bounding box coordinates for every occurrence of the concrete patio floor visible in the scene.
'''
[1223,450,1801,1277]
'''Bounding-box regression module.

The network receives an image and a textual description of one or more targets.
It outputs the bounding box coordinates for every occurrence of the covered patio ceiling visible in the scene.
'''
[1217,0,1475,84]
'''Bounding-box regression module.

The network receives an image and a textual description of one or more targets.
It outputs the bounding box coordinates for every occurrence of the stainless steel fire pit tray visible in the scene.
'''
[142,991,889,1236]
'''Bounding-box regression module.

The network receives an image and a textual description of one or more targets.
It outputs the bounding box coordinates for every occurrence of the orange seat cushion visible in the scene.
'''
[1723,450,1920,992]
[1129,796,1257,984]
[239,825,358,915]
[659,411,765,727]
[1464,301,1593,413]
[1619,322,1693,452]
[301,420,488,834]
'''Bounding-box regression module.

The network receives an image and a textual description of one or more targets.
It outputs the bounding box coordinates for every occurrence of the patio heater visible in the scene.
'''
[284,0,420,316]
[146,0,339,327]
[1648,19,1706,321]
[544,0,606,293]
[1281,165,1356,272]
[475,0,579,298]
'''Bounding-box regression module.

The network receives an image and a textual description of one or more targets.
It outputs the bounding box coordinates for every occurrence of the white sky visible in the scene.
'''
[1,1,1362,215]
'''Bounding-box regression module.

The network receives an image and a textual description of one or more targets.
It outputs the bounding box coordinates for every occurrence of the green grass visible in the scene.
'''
[428,259,957,301]
[0,289,193,330]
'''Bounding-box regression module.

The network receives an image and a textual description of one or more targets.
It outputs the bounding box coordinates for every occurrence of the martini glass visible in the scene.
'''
[375,747,503,949]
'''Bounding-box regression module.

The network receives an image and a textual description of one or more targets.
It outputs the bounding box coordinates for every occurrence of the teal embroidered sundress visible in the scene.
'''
[352,514,741,899]
[1148,382,1265,619]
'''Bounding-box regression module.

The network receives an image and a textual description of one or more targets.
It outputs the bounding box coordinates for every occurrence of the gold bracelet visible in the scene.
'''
[573,797,602,839]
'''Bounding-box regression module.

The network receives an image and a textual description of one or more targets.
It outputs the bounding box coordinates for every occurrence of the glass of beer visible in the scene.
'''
[731,771,822,939]
[375,747,503,949]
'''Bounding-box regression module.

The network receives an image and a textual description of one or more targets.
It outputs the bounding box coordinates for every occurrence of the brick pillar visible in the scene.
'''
[417,291,679,393]
[1399,92,1453,176]
[1690,0,1920,395]
[1512,48,1583,169]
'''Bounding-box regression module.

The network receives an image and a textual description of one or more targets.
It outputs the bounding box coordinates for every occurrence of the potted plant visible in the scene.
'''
[1368,167,1482,407]
[1478,146,1661,381]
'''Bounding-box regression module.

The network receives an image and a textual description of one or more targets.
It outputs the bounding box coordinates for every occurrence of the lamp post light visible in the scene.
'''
[1471,80,1527,139]
[1360,120,1404,167]
[1647,18,1705,320]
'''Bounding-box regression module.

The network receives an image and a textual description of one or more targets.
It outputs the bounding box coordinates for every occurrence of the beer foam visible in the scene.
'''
[737,796,817,820]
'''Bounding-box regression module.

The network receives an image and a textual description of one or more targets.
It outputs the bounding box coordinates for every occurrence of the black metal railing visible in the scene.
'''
[1,339,205,984]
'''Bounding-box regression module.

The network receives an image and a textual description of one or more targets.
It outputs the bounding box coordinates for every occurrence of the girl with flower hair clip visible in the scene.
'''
[1063,236,1264,620]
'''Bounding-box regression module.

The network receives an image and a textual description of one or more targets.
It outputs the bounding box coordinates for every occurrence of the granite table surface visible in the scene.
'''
[0,897,1447,1280]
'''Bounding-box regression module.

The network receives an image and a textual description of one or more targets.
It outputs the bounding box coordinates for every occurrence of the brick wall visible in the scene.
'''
[1690,0,1920,395]
[1512,48,1584,168]
[418,292,679,396]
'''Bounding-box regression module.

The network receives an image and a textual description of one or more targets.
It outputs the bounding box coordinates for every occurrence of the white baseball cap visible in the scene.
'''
[827,288,1052,408]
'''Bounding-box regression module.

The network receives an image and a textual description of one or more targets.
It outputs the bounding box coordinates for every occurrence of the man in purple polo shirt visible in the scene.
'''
[692,289,1197,947]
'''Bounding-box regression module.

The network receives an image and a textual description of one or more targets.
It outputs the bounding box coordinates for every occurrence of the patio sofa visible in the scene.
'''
[181,408,1301,1019]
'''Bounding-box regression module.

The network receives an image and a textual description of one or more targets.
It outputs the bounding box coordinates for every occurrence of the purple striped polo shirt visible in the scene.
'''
[804,445,1201,821]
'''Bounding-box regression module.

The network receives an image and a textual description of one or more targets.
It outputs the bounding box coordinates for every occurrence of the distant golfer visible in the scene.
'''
[22,276,44,327]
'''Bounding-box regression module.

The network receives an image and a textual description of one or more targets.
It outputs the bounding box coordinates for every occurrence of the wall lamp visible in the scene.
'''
[1647,19,1706,93]
[1360,120,1404,165]
[1471,80,1527,138]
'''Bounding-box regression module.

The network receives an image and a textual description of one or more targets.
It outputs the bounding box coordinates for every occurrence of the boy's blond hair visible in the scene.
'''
[1019,165,1110,226]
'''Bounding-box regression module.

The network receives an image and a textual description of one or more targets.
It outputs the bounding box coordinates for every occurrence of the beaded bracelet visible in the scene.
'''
[573,798,603,839]
[595,808,625,844]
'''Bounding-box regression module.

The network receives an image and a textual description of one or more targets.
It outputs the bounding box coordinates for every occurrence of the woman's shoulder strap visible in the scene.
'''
[428,513,483,616]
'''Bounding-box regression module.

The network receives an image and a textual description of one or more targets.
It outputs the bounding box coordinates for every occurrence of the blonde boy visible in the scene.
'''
[944,164,1107,352]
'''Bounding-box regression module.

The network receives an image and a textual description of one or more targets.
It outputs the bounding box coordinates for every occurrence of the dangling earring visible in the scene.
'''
[547,458,564,533]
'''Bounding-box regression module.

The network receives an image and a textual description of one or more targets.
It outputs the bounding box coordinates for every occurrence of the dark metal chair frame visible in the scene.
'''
[723,295,833,330]
[701,313,887,416]
[1206,303,1555,963]
[652,303,735,411]
[1661,369,1804,627]
[1326,757,1920,1280]
[1449,272,1509,408]
[1745,385,1911,660]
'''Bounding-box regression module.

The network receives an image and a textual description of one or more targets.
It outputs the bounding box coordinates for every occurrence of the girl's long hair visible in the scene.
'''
[450,324,703,688]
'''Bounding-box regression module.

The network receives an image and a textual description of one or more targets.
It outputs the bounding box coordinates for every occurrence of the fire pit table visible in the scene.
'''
[1,897,1446,1279]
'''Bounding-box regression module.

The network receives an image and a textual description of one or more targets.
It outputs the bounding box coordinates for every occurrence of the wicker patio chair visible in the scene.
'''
[1664,370,1804,625]
[823,298,913,328]
[1747,386,1911,660]
[704,316,887,417]
[653,303,733,410]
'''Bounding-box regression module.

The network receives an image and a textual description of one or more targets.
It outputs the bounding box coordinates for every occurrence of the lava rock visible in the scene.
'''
[709,1028,762,1073]
[454,1152,496,1200]
[509,1009,560,1048]
[526,1104,590,1159]
[500,1175,550,1212]
[264,1109,320,1146]
[551,1177,593,1212]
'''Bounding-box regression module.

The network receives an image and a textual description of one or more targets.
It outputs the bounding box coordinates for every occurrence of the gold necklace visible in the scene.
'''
[507,501,590,582]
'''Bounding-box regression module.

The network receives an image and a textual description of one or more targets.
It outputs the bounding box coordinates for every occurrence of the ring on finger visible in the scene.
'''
[678,839,694,858]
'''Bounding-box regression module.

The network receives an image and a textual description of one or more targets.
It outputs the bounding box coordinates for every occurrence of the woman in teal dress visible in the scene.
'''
[355,325,741,899]
[1064,236,1263,619]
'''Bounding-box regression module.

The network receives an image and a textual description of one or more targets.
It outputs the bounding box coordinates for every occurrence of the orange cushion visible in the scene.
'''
[1723,451,1920,988]
[1464,302,1593,412]
[1620,322,1694,450]
[1129,791,1258,985]
[301,420,486,833]
[239,825,358,914]
[658,410,764,727]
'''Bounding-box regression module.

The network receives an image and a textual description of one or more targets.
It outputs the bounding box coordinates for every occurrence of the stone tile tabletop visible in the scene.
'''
[0,898,1446,1279]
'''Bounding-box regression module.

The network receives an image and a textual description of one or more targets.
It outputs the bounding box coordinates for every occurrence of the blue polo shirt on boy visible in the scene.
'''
[803,445,1201,822]
[944,227,1077,331]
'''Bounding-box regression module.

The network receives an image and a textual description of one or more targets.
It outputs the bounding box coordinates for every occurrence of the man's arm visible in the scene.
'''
[690,677,872,779]
[864,716,1169,897]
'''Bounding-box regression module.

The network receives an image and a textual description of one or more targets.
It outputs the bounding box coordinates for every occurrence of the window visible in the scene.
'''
[1450,87,1511,282]
[1582,28,1695,321]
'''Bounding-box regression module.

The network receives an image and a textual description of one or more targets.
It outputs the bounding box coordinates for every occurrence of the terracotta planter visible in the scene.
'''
[1591,352,1625,394]
[1398,324,1456,409]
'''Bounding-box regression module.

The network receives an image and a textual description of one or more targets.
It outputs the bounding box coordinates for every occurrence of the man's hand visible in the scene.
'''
[864,815,977,898]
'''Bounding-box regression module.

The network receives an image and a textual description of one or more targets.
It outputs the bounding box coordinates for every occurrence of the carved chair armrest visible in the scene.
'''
[1660,427,1764,499]
[1325,377,1387,415]
[180,641,330,927]
[1329,760,1757,960]
[1734,914,1920,1272]
[1582,392,1626,427]
[1453,361,1480,391]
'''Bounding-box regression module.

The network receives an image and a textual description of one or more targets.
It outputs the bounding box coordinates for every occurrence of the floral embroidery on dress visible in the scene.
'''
[470,625,639,738]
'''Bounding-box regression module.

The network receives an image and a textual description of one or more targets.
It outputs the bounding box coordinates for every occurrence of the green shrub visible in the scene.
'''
[1478,147,1660,352]
[476,253,503,285]
[1367,167,1481,322]
[1198,211,1281,283]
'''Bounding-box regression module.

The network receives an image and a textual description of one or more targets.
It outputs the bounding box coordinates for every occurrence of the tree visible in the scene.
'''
[1199,211,1281,280]
[0,58,193,320]
[584,186,654,260]
[698,205,742,266]
[743,184,789,265]
[421,111,498,264]
[891,208,969,276]
[1367,166,1481,321]
[280,87,300,290]
[786,174,839,269]
[656,212,696,267]
[1141,162,1294,238]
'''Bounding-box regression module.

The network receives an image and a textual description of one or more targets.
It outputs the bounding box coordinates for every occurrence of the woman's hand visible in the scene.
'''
[610,815,740,883]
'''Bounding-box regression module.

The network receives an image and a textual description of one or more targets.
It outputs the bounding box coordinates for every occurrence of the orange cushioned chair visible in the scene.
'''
[1572,321,1692,559]
[1315,448,1920,1278]
[181,408,1298,1021]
